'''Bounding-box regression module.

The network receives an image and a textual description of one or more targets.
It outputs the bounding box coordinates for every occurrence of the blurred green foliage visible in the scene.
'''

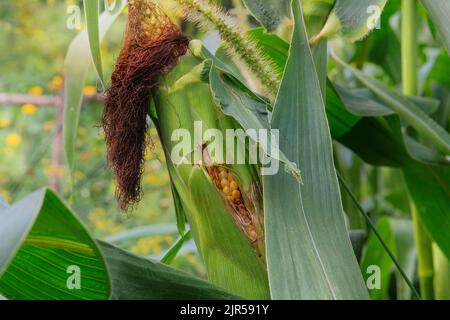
[0,0,205,277]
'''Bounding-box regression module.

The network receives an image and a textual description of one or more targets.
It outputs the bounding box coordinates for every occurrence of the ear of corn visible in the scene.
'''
[188,167,269,299]
[154,57,269,299]
[310,0,388,44]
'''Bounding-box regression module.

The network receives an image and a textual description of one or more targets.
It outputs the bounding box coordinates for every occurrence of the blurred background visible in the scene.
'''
[0,0,206,277]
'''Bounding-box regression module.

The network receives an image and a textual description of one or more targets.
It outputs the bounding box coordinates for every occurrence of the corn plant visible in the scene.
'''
[1,0,449,300]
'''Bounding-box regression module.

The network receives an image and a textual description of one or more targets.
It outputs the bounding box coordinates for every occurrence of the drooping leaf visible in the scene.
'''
[263,0,368,299]
[208,64,301,180]
[100,241,239,300]
[83,0,104,85]
[0,189,241,300]
[334,54,450,156]
[334,84,440,117]
[64,3,125,184]
[0,189,110,300]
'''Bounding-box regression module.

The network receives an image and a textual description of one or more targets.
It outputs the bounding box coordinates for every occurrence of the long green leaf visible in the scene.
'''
[334,54,450,156]
[208,64,301,180]
[64,2,125,183]
[103,224,178,243]
[420,0,450,54]
[100,241,239,300]
[263,0,368,299]
[0,189,240,300]
[0,189,110,300]
[83,0,104,85]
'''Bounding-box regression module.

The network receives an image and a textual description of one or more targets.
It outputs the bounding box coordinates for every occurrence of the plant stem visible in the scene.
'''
[401,0,418,96]
[432,243,450,300]
[337,172,421,300]
[401,0,434,300]
[411,205,434,299]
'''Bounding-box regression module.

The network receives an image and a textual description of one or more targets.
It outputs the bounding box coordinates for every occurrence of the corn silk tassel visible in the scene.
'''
[103,0,189,211]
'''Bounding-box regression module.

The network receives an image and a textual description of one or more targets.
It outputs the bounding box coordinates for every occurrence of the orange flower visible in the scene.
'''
[83,85,97,96]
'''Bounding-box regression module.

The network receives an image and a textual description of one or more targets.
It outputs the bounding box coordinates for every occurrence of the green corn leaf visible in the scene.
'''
[311,0,388,44]
[103,224,178,243]
[208,63,301,181]
[263,0,368,299]
[334,54,450,156]
[83,0,104,85]
[64,2,125,186]
[360,217,416,300]
[100,240,239,300]
[188,167,270,299]
[155,61,270,299]
[243,28,361,139]
[420,0,450,55]
[339,116,411,167]
[160,231,192,265]
[241,0,291,31]
[170,181,187,236]
[334,85,440,117]
[403,163,450,260]
[0,189,241,300]
[0,189,110,300]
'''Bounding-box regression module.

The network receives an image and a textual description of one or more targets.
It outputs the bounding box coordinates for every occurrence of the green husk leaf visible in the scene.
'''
[263,0,368,299]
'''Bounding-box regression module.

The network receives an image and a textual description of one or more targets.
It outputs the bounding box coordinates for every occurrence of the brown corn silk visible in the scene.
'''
[103,0,189,211]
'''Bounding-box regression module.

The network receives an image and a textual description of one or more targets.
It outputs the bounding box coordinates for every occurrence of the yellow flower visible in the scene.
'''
[5,133,22,147]
[0,118,11,128]
[30,86,43,96]
[83,85,97,96]
[48,75,63,90]
[21,103,37,115]
[95,220,107,231]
